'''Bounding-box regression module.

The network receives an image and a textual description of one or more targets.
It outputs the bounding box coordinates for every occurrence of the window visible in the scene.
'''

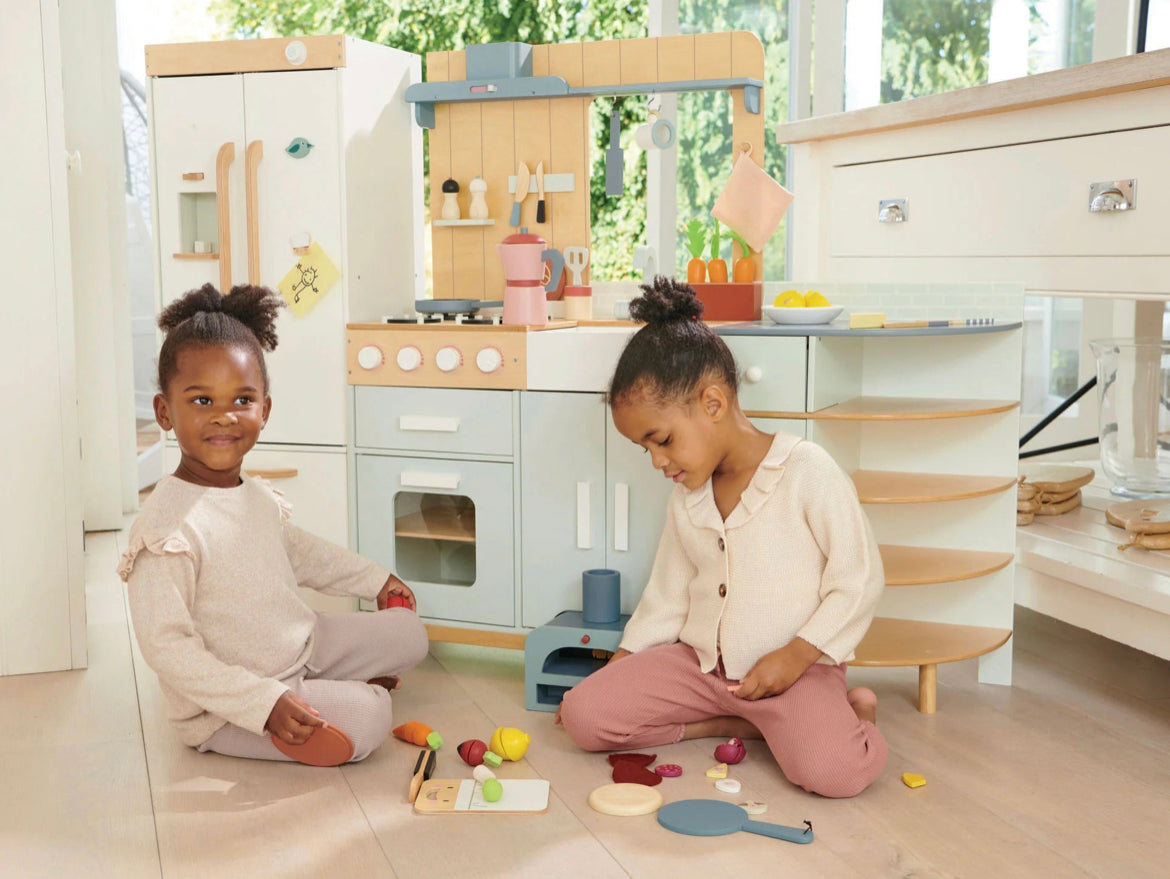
[1140,0,1170,51]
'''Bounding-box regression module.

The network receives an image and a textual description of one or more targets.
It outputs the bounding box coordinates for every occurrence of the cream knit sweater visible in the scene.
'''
[118,476,389,746]
[619,431,884,679]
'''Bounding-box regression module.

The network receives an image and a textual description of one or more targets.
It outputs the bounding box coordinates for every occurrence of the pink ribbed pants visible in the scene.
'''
[198,608,429,763]
[559,642,887,798]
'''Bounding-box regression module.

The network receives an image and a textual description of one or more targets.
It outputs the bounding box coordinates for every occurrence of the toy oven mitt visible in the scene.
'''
[711,143,794,252]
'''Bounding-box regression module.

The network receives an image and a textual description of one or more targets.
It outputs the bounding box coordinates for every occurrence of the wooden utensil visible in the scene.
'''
[536,161,547,223]
[510,161,529,226]
[657,799,814,844]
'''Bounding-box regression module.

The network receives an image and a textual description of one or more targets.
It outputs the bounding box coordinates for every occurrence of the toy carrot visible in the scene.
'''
[393,721,444,749]
[707,218,728,283]
[683,218,707,284]
[725,228,756,282]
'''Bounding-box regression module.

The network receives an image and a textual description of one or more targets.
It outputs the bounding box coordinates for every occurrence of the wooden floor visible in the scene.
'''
[4,523,1170,878]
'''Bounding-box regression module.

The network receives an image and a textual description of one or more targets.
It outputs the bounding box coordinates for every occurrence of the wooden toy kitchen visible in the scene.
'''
[146,31,1023,714]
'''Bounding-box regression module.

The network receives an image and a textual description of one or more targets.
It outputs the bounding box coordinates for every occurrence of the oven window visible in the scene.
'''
[393,492,476,587]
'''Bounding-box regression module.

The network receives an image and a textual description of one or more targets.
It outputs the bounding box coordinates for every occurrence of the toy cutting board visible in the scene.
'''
[413,779,550,814]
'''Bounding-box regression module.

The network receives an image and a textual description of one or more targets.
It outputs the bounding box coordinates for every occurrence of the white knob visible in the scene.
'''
[396,346,422,372]
[357,345,384,370]
[435,346,462,373]
[744,366,764,384]
[476,347,503,374]
[285,40,308,65]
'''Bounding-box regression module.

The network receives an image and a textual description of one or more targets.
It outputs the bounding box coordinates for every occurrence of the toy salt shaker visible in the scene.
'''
[468,176,489,219]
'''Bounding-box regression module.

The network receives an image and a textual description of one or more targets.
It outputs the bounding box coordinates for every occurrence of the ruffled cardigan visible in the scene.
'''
[618,432,884,679]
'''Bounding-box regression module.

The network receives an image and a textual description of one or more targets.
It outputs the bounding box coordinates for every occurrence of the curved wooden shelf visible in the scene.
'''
[879,544,1015,586]
[172,251,219,260]
[769,396,1019,421]
[852,470,1017,504]
[395,507,476,543]
[853,617,1013,713]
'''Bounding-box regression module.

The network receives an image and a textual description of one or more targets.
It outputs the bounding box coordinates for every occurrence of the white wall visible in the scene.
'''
[1,0,87,674]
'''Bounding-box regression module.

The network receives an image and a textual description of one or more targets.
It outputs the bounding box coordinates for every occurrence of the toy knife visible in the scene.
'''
[510,161,530,226]
[536,161,547,223]
[408,747,437,803]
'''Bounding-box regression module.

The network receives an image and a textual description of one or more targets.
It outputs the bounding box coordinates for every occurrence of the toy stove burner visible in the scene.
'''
[382,313,500,326]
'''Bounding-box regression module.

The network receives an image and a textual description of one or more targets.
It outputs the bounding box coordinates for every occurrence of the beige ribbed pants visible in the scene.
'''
[198,608,428,762]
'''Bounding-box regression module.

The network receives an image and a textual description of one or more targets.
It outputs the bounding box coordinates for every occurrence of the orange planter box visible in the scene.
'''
[691,281,763,322]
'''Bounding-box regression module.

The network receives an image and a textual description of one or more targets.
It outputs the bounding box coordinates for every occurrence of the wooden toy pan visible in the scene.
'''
[657,799,814,844]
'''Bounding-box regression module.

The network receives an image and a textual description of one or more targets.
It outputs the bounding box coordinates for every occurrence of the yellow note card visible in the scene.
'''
[278,242,340,317]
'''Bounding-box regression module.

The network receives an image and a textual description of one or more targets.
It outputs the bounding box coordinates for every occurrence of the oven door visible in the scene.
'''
[355,453,514,627]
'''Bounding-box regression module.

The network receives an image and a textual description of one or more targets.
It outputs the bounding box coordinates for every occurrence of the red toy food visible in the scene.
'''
[382,594,412,609]
[714,737,747,765]
[654,764,683,778]
[458,739,487,766]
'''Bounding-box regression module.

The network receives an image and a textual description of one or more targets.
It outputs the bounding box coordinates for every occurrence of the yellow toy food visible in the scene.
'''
[901,772,927,789]
[773,289,804,308]
[489,726,531,761]
[804,290,830,308]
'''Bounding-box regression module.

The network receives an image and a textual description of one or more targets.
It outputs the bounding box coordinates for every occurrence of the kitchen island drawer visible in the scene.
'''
[827,124,1170,260]
[722,336,807,415]
[353,386,514,456]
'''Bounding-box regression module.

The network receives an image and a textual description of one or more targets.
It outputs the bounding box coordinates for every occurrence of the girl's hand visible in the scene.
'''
[605,648,631,666]
[729,639,823,701]
[265,691,324,745]
[377,575,416,611]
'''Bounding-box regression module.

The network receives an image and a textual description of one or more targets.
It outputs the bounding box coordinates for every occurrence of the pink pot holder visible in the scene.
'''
[711,143,794,252]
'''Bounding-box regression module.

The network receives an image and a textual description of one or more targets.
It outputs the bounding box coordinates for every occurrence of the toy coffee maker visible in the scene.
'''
[498,229,562,326]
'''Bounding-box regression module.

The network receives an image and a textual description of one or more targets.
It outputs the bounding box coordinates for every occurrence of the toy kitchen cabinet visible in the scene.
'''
[146,36,424,607]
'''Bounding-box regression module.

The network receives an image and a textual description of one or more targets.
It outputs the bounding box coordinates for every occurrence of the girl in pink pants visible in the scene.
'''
[557,279,887,798]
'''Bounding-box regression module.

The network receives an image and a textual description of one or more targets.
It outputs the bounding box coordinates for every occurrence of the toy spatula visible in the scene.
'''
[605,109,623,196]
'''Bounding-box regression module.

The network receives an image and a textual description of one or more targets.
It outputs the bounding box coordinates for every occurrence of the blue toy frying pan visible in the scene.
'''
[657,800,814,844]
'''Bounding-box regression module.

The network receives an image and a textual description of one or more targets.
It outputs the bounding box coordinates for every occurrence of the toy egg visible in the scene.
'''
[714,736,747,765]
[489,726,531,762]
[458,739,487,766]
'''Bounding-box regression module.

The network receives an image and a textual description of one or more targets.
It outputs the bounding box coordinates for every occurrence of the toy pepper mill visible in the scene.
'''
[497,228,563,325]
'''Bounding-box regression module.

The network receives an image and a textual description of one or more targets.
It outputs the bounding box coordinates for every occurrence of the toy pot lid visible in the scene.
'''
[500,230,546,246]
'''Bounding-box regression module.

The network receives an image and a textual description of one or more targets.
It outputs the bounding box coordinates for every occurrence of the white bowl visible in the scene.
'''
[762,305,844,325]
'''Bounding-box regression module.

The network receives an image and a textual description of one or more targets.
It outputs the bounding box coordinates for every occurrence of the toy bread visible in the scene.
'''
[1105,499,1170,550]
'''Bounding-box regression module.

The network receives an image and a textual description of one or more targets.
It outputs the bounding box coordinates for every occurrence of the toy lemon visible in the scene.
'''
[489,726,531,762]
[804,290,831,308]
[773,289,805,308]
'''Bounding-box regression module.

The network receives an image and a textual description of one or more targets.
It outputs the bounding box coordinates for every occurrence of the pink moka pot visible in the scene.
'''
[498,229,563,325]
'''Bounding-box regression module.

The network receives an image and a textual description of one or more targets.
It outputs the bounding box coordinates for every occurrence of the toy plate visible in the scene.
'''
[762,305,844,325]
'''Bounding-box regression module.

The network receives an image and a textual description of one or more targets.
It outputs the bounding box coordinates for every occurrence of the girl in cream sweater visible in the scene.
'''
[558,278,887,797]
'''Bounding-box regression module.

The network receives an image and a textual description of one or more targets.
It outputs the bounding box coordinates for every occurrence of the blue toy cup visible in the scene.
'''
[582,568,621,624]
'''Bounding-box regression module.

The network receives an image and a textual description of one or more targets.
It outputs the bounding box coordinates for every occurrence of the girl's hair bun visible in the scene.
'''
[157,283,282,351]
[628,275,704,325]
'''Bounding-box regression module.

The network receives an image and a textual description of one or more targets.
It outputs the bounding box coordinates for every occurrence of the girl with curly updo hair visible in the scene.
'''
[557,276,888,798]
[119,284,427,767]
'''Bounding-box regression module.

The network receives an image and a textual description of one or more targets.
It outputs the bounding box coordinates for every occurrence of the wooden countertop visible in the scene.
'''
[775,46,1170,144]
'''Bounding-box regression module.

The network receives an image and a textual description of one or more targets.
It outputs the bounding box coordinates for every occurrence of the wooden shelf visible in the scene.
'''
[395,507,476,543]
[774,396,1019,421]
[853,617,1013,713]
[433,218,495,227]
[852,470,1017,504]
[879,544,1014,586]
[172,252,219,260]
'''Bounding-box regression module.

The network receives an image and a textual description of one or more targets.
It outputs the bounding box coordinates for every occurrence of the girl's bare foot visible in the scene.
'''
[682,715,763,741]
[847,687,877,724]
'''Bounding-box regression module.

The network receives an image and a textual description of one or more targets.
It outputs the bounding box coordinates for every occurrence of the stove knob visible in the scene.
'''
[356,345,384,370]
[435,346,462,373]
[476,346,504,374]
[396,345,423,372]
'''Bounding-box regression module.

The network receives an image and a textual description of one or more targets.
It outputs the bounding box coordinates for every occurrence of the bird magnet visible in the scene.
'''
[277,241,340,317]
[285,137,314,158]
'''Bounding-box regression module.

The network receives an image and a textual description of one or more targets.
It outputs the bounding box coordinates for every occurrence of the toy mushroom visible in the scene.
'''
[468,176,489,219]
[441,178,461,220]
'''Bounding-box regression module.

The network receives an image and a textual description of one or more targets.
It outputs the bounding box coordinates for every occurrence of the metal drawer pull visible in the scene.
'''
[400,471,460,491]
[614,482,629,552]
[878,198,908,223]
[244,468,298,480]
[399,415,460,433]
[576,482,592,549]
[1089,180,1136,212]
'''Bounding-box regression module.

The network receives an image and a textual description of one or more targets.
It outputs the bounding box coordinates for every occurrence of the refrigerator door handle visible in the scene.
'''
[215,142,235,292]
[245,140,263,285]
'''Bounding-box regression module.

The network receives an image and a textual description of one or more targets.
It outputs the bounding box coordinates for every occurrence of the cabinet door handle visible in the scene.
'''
[215,142,235,292]
[245,140,263,284]
[399,415,460,433]
[244,467,298,480]
[576,482,592,549]
[614,482,629,552]
[401,471,460,491]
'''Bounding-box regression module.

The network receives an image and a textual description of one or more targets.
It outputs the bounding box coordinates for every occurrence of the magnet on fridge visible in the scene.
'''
[285,137,314,158]
[277,241,340,317]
